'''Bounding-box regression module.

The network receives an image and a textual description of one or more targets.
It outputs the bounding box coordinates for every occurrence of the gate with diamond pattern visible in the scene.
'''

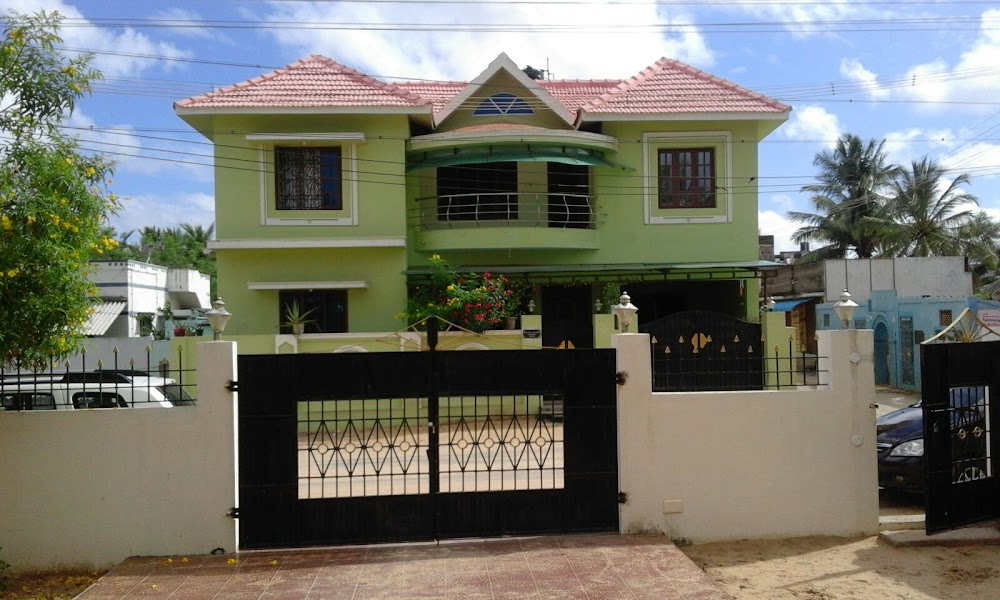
[237,348,619,548]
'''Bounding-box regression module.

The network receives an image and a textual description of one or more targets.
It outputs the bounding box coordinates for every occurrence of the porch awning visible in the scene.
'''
[771,298,811,312]
[407,145,631,171]
[405,260,783,283]
[83,301,127,336]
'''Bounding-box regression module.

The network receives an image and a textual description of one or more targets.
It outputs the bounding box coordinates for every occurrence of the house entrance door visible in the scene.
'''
[541,285,593,349]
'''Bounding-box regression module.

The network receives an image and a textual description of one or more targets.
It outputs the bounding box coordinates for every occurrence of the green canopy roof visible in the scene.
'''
[407,144,631,171]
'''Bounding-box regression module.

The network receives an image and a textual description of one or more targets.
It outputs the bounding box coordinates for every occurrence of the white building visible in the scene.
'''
[87,260,211,337]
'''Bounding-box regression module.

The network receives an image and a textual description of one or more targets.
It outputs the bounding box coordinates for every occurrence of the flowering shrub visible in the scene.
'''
[405,254,521,333]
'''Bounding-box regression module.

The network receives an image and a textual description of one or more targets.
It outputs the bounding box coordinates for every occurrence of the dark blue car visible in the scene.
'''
[876,401,926,493]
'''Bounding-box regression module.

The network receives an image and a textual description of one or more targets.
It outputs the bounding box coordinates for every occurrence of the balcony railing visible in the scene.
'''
[412,192,596,230]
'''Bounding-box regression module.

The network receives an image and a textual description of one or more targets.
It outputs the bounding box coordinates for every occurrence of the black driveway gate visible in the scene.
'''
[922,341,999,534]
[237,348,618,549]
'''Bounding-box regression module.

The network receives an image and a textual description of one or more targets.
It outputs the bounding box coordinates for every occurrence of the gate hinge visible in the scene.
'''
[226,380,239,392]
[615,371,628,386]
[617,492,628,504]
[227,507,239,519]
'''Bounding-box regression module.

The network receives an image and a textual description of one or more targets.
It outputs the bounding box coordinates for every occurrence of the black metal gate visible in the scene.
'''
[641,310,763,391]
[922,341,999,534]
[237,347,618,549]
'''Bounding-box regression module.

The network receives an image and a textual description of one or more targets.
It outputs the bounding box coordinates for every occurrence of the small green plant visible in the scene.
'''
[283,301,317,331]
[159,301,174,323]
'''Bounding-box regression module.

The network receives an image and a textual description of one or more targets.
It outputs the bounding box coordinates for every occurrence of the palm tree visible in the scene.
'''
[877,158,977,258]
[955,211,1000,291]
[789,134,900,260]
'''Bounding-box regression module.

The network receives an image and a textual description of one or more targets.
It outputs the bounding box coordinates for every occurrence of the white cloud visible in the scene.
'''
[758,209,799,253]
[889,10,1000,110]
[839,58,889,100]
[0,0,192,76]
[253,0,714,81]
[782,105,841,147]
[111,191,215,233]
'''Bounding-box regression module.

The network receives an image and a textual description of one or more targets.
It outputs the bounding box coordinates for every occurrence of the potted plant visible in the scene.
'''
[283,301,317,335]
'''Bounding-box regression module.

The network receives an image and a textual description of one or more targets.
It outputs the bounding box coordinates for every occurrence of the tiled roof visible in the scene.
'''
[539,80,622,111]
[580,58,789,115]
[175,55,428,110]
[176,55,787,118]
[395,82,466,113]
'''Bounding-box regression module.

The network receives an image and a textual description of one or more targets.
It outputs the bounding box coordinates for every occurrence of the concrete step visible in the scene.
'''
[879,513,925,531]
[880,525,1000,547]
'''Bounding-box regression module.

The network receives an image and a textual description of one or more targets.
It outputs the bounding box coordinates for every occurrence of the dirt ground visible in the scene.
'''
[1,568,104,599]
[681,534,1000,600]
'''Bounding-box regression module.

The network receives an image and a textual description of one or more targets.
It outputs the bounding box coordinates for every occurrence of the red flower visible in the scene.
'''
[483,272,491,279]
[474,314,485,321]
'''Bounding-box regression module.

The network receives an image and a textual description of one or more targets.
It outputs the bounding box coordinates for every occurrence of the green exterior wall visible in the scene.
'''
[193,94,776,333]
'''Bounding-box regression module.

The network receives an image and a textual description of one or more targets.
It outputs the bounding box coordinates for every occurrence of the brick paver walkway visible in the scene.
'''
[77,534,732,599]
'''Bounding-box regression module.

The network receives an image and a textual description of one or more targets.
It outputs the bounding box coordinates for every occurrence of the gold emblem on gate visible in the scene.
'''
[957,428,967,440]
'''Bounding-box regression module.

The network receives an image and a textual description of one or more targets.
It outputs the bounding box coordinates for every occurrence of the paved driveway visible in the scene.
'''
[77,534,732,599]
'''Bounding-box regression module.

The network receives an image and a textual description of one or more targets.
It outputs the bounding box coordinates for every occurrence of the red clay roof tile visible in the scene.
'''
[176,55,787,118]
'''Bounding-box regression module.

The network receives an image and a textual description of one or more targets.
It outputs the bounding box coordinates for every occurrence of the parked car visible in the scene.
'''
[877,391,989,494]
[0,370,190,411]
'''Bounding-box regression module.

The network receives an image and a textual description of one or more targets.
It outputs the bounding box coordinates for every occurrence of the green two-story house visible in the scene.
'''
[175,53,789,346]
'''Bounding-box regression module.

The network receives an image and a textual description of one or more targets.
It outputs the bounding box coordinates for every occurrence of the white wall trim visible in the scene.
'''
[247,281,368,290]
[256,143,361,227]
[641,131,733,225]
[209,238,405,250]
[246,132,366,142]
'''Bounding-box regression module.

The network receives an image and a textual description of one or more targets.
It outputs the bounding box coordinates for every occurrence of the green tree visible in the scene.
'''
[877,158,977,257]
[0,10,120,369]
[956,211,1000,291]
[789,134,900,261]
[101,223,217,296]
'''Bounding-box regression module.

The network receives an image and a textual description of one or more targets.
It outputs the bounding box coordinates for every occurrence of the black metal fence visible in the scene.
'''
[0,346,197,411]
[642,310,826,392]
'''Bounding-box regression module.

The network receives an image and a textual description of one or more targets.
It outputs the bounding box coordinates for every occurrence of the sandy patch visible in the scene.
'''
[681,535,1000,600]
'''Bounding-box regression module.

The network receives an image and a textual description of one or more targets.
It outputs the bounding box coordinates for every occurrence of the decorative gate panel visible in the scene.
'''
[922,341,1000,534]
[238,349,618,549]
[641,310,763,392]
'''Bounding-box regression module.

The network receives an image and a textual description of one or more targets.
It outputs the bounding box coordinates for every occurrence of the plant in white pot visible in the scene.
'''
[283,301,317,335]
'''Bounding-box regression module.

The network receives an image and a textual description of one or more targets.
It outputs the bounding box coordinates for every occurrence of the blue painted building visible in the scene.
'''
[816,291,1000,391]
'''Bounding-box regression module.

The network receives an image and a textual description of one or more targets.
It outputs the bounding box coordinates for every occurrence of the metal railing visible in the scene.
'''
[650,337,828,392]
[411,192,596,230]
[0,346,196,411]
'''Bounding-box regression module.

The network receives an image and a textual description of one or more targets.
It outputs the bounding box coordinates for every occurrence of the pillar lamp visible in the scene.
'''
[205,298,232,340]
[832,289,858,330]
[612,292,638,333]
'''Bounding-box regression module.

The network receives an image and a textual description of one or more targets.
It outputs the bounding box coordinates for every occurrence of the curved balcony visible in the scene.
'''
[409,192,601,251]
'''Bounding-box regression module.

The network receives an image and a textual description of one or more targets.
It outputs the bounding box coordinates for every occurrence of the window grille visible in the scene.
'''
[275,147,342,210]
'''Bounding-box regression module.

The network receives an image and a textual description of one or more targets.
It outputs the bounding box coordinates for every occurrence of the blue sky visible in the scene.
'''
[5,0,1000,252]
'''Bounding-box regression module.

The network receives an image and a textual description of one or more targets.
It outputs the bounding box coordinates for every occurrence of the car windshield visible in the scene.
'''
[158,383,196,406]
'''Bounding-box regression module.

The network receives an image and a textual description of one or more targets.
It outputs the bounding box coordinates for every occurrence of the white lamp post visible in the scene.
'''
[832,289,858,329]
[205,298,232,340]
[612,292,638,333]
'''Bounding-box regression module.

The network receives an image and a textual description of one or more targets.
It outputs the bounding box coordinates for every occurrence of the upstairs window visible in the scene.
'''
[657,148,715,209]
[275,147,342,210]
[473,92,534,116]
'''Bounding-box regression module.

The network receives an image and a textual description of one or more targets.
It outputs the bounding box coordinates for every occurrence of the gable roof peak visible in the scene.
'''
[433,52,574,127]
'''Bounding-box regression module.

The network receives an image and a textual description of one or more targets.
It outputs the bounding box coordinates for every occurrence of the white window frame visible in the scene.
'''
[642,131,732,225]
[248,133,364,227]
